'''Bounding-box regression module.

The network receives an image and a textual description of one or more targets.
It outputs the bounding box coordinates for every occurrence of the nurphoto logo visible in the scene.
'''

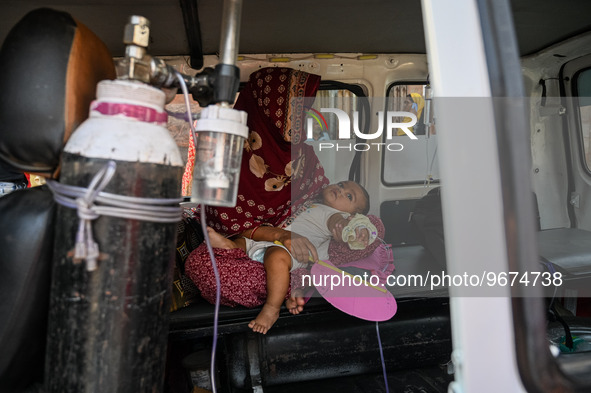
[306,109,418,152]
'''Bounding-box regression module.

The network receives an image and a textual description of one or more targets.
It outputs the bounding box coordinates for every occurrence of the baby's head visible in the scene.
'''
[320,181,370,215]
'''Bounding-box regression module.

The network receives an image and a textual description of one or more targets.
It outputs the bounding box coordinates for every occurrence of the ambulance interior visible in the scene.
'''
[2,1,591,392]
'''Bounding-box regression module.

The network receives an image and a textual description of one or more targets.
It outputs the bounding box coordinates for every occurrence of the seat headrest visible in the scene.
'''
[0,8,116,178]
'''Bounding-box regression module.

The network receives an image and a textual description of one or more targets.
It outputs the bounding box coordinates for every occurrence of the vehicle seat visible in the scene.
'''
[0,8,115,392]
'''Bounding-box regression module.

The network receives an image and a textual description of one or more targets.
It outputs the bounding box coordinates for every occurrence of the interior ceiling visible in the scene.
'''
[1,0,591,63]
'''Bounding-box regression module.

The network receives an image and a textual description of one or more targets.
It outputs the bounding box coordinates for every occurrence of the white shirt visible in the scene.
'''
[285,203,348,261]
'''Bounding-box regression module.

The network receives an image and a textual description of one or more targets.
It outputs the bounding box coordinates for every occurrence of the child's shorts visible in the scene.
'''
[243,238,309,272]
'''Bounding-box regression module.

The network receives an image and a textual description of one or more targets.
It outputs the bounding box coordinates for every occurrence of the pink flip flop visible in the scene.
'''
[310,260,397,322]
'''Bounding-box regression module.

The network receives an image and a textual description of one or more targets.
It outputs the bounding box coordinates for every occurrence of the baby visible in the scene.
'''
[208,181,373,334]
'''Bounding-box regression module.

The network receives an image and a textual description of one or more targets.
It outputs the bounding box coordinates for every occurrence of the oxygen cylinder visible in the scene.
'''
[46,80,184,392]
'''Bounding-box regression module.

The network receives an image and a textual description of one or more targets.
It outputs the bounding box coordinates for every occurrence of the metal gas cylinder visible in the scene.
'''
[46,79,184,392]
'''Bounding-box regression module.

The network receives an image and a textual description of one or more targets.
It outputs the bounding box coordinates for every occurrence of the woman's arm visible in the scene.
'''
[240,226,284,242]
[239,226,319,263]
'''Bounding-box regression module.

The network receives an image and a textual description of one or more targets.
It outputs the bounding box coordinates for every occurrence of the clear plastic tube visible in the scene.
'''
[176,71,221,393]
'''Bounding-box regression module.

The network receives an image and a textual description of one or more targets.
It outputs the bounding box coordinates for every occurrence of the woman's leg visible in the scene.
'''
[185,245,267,309]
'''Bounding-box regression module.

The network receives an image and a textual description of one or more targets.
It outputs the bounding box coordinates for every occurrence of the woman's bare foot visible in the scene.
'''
[206,227,237,249]
[248,303,280,334]
[285,295,306,315]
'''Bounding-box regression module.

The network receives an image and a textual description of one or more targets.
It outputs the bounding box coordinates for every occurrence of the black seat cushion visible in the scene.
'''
[539,228,591,276]
[0,187,56,390]
[0,8,115,177]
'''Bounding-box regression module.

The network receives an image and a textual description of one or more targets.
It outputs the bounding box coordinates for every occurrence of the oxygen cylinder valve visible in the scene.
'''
[116,15,216,106]
[117,15,151,83]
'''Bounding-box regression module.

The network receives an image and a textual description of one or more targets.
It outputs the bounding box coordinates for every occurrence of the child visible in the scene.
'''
[208,181,375,334]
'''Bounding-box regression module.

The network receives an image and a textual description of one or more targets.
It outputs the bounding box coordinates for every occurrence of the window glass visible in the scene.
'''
[382,83,440,186]
[308,89,358,141]
[305,88,360,183]
[576,69,591,170]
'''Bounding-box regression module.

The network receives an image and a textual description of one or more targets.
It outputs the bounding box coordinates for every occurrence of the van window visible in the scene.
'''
[305,87,361,183]
[382,82,439,186]
[576,68,591,171]
[308,89,358,141]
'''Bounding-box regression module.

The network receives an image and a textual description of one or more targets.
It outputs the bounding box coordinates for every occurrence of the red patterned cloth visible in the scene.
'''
[185,246,267,308]
[181,124,196,196]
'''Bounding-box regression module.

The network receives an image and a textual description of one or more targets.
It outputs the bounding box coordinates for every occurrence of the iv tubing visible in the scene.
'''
[176,71,221,393]
[201,207,221,393]
[376,321,390,393]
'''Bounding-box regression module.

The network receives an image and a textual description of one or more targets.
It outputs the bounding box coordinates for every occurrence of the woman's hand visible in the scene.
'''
[328,214,351,243]
[278,230,319,263]
[353,227,370,248]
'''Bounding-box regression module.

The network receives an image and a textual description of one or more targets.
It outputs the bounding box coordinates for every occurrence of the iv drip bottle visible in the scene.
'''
[191,105,248,207]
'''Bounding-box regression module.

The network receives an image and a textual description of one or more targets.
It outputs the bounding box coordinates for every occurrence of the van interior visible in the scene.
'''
[2,1,591,392]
